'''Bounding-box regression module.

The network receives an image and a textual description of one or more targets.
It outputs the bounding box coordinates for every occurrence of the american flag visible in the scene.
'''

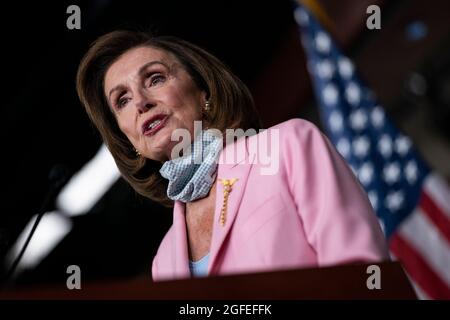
[294,4,450,299]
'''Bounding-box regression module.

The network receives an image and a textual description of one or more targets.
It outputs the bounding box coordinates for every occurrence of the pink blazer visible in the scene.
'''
[152,119,389,281]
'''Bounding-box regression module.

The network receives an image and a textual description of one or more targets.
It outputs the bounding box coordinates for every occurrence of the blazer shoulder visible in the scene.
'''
[268,118,321,134]
[265,118,325,146]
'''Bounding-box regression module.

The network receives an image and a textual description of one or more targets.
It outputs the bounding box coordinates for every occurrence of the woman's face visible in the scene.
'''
[104,46,205,162]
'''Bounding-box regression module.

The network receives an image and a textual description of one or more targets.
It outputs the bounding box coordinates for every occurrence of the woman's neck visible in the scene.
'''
[185,179,217,261]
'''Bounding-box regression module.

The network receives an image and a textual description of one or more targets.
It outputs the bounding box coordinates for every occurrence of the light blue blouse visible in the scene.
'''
[189,253,210,277]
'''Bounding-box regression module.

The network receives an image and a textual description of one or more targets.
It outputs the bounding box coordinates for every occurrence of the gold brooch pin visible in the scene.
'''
[218,178,238,226]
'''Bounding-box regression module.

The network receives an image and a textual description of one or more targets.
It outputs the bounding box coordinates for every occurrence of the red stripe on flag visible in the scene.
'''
[420,190,450,245]
[390,233,450,299]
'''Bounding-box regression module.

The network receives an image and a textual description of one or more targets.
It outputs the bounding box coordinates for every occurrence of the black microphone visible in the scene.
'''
[1,164,70,289]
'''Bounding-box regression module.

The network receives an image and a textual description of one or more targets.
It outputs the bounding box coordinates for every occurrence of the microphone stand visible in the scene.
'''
[1,164,69,290]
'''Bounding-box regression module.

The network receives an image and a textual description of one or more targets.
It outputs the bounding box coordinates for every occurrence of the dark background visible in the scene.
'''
[1,0,449,286]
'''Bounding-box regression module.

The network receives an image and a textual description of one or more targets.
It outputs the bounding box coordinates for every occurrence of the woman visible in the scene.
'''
[76,30,388,281]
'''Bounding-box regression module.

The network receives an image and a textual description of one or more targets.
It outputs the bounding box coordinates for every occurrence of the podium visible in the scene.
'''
[0,261,416,299]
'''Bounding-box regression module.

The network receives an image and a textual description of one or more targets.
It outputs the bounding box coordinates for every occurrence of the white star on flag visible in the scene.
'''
[338,57,354,79]
[385,190,404,211]
[358,162,374,186]
[405,160,419,184]
[294,6,309,26]
[395,135,412,156]
[315,31,331,53]
[350,109,368,131]
[353,135,370,158]
[345,82,361,106]
[383,162,401,184]
[378,134,393,158]
[329,110,343,132]
[371,106,385,128]
[322,83,339,106]
[316,59,335,80]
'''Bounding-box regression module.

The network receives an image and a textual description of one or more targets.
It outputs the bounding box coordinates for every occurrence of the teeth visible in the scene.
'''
[147,119,161,130]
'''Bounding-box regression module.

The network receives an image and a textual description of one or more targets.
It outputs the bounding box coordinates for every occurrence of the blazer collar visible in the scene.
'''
[171,136,255,278]
[172,200,190,278]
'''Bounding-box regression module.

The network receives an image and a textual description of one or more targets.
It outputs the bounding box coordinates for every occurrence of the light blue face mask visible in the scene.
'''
[159,130,223,202]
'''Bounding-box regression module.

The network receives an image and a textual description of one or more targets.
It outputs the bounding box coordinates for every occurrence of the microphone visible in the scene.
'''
[1,164,70,288]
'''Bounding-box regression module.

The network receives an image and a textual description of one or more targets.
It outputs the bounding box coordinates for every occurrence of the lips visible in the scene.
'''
[142,114,169,136]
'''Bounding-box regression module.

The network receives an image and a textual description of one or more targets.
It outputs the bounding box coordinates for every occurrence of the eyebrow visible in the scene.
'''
[107,60,169,102]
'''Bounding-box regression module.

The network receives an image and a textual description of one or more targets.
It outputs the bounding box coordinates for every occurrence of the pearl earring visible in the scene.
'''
[135,148,141,157]
[204,100,210,111]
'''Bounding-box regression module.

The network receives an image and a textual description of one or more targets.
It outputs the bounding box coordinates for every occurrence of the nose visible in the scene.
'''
[134,89,155,114]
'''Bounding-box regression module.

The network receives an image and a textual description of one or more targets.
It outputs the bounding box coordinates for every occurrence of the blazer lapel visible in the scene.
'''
[208,136,255,274]
[172,200,191,278]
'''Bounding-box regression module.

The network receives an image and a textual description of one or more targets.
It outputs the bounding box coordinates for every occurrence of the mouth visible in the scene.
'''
[142,114,169,136]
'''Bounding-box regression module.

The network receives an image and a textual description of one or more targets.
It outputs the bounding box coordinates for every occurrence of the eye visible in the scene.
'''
[147,73,166,86]
[116,96,130,109]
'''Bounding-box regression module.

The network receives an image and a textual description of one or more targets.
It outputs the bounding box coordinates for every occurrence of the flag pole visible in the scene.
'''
[297,0,335,33]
